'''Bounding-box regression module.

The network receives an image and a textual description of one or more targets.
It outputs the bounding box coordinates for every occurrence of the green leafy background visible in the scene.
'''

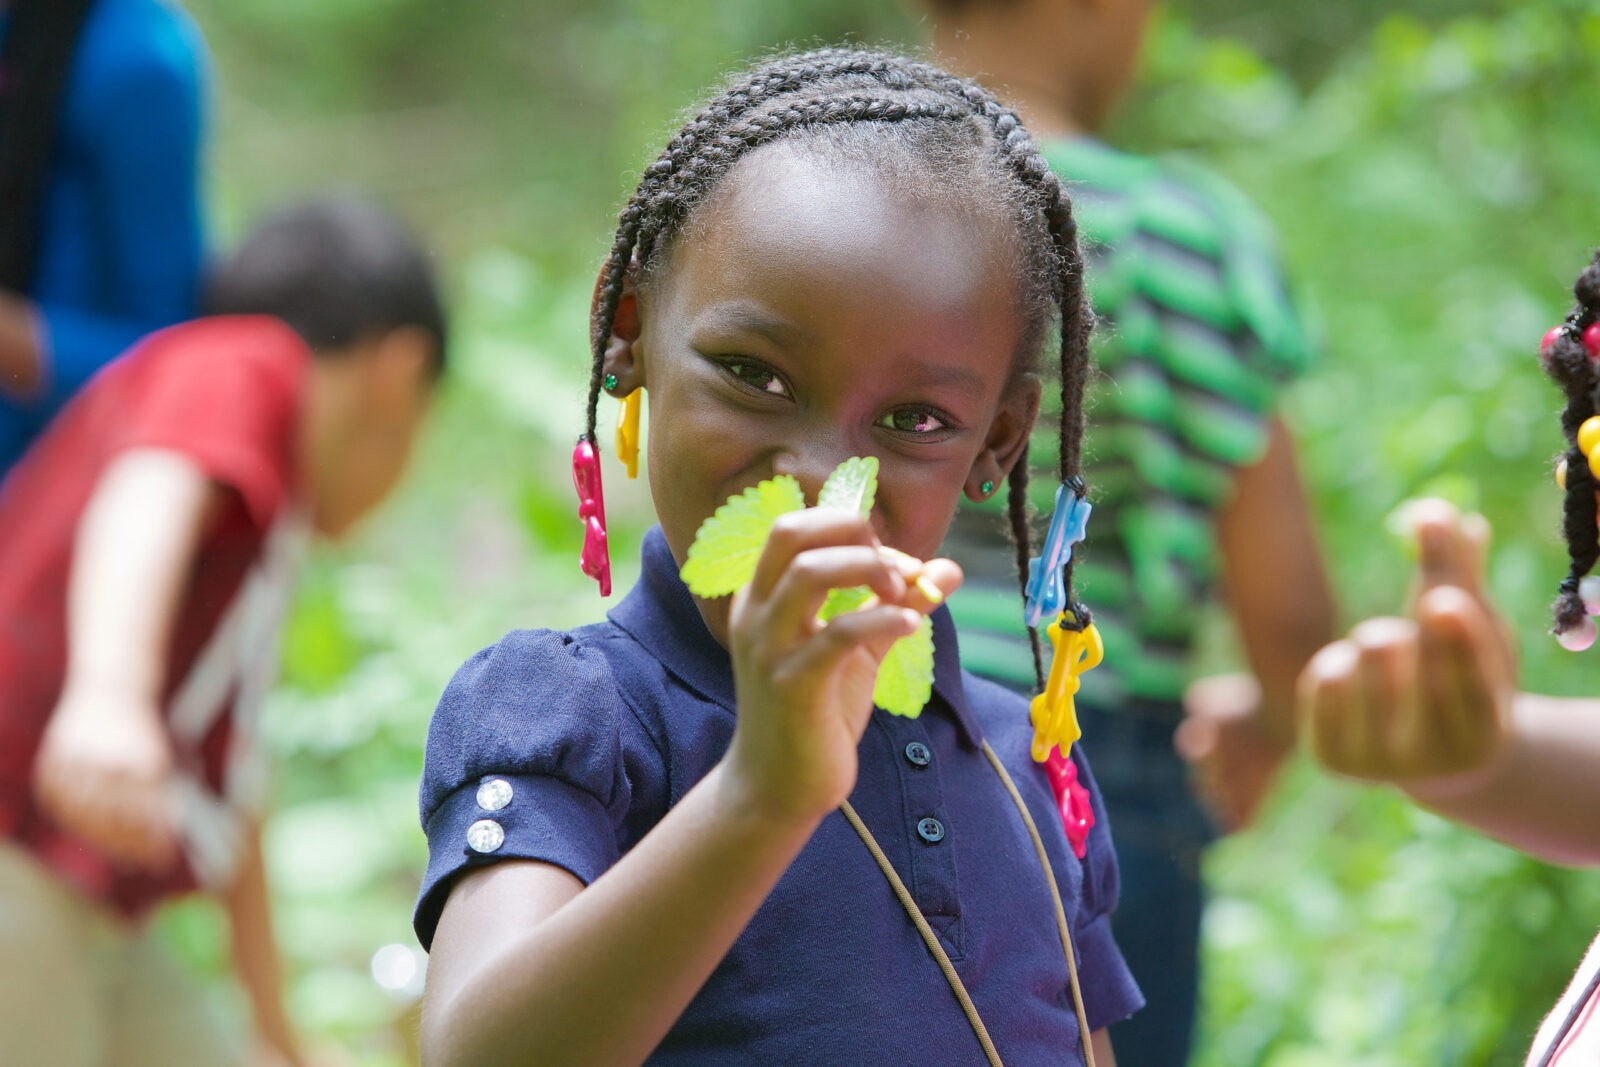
[162,2,1600,1062]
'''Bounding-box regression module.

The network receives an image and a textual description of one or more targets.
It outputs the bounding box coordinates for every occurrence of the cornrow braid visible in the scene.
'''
[1006,440,1046,688]
[1544,250,1600,635]
[586,47,1095,684]
[586,48,928,436]
[889,58,1097,643]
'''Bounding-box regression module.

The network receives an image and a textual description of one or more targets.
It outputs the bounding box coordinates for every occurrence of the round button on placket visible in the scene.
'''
[904,742,931,767]
[916,817,946,844]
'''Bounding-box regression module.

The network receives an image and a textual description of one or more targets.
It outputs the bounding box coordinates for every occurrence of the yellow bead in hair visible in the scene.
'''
[1579,416,1600,457]
[1589,448,1600,480]
[615,388,643,479]
[1557,458,1568,490]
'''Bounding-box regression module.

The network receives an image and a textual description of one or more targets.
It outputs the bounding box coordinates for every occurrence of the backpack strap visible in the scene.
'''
[0,0,97,291]
[840,739,1098,1066]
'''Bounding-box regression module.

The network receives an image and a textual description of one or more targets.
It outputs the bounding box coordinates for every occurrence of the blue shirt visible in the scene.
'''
[416,526,1143,1064]
[0,0,206,470]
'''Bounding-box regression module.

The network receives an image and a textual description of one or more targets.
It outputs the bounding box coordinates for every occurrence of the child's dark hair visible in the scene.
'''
[584,47,1094,686]
[205,195,448,377]
[1543,249,1600,635]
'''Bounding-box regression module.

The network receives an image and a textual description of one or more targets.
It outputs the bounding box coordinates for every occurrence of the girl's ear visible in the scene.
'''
[967,375,1042,500]
[593,262,646,394]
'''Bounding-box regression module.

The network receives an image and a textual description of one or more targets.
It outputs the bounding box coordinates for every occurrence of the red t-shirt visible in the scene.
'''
[0,315,309,918]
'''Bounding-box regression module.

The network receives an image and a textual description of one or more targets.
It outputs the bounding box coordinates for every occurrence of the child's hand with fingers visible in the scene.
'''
[1177,673,1289,832]
[1298,499,1517,789]
[32,686,180,872]
[723,508,961,825]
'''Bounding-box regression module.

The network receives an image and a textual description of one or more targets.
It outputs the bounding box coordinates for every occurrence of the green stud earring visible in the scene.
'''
[603,372,619,392]
[980,480,994,497]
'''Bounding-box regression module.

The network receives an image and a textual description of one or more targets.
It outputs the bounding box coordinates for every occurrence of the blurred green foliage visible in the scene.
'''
[162,1,1600,1063]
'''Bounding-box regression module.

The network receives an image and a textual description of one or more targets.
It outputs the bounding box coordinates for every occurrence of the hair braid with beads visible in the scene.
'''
[586,47,1095,690]
[1543,250,1600,636]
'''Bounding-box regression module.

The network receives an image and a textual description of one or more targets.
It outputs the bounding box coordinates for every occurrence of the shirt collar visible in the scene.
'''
[609,526,984,749]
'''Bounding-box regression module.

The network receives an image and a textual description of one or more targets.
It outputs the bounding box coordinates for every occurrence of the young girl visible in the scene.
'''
[413,48,1141,1066]
[1299,251,1600,1064]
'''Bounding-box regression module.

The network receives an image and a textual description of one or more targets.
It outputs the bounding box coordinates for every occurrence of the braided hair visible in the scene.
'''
[586,47,1095,689]
[1544,250,1600,636]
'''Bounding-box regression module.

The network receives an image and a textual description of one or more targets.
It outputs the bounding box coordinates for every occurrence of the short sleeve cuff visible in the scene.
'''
[413,772,621,950]
[117,431,287,529]
[1075,911,1145,1032]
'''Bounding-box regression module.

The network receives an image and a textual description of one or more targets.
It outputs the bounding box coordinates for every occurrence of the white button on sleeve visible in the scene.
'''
[476,778,514,812]
[466,819,505,853]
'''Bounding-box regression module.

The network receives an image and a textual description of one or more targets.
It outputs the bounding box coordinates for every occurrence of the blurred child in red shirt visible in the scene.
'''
[0,195,446,1067]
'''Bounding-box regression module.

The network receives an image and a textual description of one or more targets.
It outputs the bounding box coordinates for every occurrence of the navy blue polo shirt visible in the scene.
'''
[416,526,1142,1064]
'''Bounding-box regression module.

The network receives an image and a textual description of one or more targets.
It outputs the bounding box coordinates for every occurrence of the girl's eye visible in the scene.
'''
[722,360,790,398]
[878,408,948,435]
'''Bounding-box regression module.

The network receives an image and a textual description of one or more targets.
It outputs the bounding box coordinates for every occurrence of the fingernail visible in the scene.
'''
[878,545,921,576]
[914,574,944,604]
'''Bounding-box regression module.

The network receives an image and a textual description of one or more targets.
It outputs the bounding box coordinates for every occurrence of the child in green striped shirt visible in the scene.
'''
[925,1,1337,1063]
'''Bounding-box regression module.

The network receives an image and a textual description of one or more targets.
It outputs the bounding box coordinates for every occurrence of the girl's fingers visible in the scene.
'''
[916,557,964,605]
[785,604,922,685]
[1300,640,1359,773]
[779,606,921,734]
[749,510,878,601]
[1409,499,1492,602]
[763,545,906,637]
[875,549,963,611]
[1411,499,1466,594]
[1348,617,1421,772]
[1416,585,1510,768]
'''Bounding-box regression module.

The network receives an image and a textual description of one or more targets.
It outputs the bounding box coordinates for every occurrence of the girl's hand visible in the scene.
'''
[33,686,180,872]
[722,509,961,825]
[1297,500,1516,788]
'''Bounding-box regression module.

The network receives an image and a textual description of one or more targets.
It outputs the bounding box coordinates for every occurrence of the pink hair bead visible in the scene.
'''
[1558,615,1597,652]
[1582,576,1600,616]
[1542,326,1565,358]
[1585,322,1600,359]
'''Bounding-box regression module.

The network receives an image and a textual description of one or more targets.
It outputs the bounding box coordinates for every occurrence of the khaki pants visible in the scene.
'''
[0,841,240,1067]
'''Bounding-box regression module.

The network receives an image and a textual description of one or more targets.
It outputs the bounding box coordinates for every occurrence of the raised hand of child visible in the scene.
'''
[723,508,961,824]
[1298,499,1516,787]
[33,686,180,872]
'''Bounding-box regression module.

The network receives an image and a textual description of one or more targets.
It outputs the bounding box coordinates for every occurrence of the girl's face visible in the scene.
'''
[611,144,1041,642]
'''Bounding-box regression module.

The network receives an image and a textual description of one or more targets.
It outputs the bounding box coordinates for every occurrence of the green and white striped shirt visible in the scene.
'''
[944,138,1312,709]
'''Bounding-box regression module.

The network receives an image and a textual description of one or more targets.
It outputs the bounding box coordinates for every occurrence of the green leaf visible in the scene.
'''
[818,585,935,717]
[817,455,879,517]
[683,458,933,715]
[680,475,806,597]
[819,585,872,619]
[872,616,934,717]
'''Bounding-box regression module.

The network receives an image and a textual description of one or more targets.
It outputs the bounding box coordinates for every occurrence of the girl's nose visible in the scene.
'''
[771,446,852,505]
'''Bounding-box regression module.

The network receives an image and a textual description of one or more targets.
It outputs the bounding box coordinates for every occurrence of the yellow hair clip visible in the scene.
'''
[615,388,643,479]
[1029,614,1103,762]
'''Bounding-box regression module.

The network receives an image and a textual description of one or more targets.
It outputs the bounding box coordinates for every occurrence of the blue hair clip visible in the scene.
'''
[1024,483,1092,628]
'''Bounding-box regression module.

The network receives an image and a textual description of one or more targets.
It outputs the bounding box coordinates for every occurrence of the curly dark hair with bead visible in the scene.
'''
[1541,249,1600,640]
[582,46,1095,688]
